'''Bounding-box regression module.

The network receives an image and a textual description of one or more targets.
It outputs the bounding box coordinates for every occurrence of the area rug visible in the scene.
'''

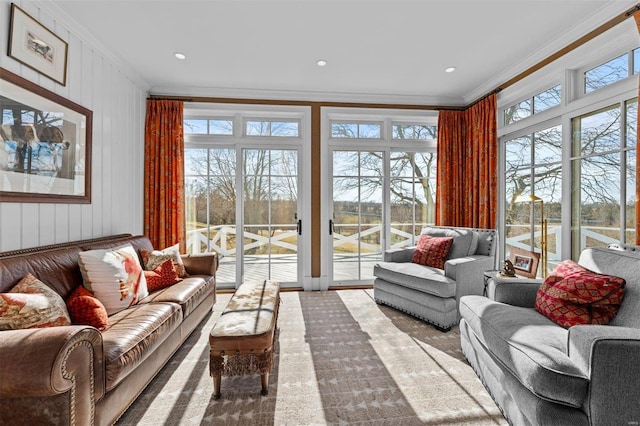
[116,289,507,425]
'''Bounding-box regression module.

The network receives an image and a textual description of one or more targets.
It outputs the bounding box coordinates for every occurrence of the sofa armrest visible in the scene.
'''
[445,255,495,302]
[383,247,414,263]
[568,325,640,424]
[182,252,219,276]
[487,276,542,307]
[0,326,104,425]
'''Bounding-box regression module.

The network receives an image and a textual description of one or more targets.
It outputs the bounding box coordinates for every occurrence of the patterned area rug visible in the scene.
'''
[116,289,507,425]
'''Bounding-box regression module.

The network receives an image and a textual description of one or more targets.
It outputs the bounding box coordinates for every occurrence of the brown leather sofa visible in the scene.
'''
[0,234,217,425]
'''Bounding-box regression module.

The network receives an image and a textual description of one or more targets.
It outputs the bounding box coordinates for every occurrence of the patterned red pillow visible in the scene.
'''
[411,235,454,269]
[534,260,626,328]
[66,285,109,331]
[144,259,182,292]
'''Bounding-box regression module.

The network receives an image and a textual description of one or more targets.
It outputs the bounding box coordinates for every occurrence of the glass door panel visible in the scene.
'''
[243,148,299,284]
[184,147,237,286]
[332,150,383,283]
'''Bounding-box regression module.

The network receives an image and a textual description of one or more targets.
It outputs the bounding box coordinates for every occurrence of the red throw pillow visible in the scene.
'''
[66,285,109,331]
[534,260,626,328]
[144,259,182,292]
[411,235,454,269]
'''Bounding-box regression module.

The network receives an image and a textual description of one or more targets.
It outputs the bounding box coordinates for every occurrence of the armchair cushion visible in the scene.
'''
[412,235,453,269]
[420,226,478,258]
[535,260,626,328]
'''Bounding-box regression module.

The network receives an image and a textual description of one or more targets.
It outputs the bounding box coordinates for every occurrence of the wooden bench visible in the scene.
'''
[209,280,280,399]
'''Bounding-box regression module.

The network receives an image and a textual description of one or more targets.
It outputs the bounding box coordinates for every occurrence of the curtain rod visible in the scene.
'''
[484,2,640,100]
[150,2,640,112]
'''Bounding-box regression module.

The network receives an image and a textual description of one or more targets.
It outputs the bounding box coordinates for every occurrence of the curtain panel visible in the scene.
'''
[144,99,185,251]
[436,94,498,229]
[635,11,640,245]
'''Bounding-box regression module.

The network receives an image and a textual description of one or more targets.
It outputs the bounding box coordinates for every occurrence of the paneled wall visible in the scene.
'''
[0,0,149,251]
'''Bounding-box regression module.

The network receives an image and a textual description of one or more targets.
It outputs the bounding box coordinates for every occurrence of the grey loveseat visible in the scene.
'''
[373,226,496,331]
[459,246,640,425]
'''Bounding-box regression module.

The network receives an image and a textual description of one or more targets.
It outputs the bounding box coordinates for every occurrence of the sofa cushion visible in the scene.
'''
[78,244,149,315]
[140,244,187,277]
[144,259,182,292]
[578,247,640,328]
[412,235,453,269]
[459,295,589,407]
[66,285,109,331]
[102,301,182,391]
[420,226,478,259]
[535,260,626,328]
[141,275,214,317]
[0,274,71,330]
[373,262,456,298]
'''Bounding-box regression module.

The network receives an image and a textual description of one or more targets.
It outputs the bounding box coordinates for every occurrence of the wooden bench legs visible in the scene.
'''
[210,349,274,399]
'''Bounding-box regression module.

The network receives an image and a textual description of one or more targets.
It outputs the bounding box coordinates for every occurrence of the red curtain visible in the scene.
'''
[436,94,498,229]
[144,99,185,251]
[635,11,640,245]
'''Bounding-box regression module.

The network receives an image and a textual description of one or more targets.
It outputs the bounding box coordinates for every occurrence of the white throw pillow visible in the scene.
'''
[78,244,148,315]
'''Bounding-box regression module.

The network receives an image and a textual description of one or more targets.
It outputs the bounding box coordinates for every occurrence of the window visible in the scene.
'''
[331,122,382,138]
[504,125,562,270]
[584,48,640,94]
[392,124,436,140]
[184,118,233,135]
[571,99,636,255]
[246,120,299,137]
[504,85,561,124]
[585,54,628,93]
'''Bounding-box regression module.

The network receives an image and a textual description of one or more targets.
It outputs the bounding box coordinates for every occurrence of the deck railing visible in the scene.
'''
[186,224,625,259]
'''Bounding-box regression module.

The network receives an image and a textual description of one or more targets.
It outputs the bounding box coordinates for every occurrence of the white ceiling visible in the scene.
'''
[51,0,639,106]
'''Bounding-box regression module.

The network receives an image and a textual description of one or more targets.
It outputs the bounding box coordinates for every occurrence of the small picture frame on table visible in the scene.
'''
[509,247,540,279]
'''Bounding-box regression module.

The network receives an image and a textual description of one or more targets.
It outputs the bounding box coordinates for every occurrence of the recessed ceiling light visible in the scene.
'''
[445,66,456,73]
[316,59,327,67]
[174,52,186,60]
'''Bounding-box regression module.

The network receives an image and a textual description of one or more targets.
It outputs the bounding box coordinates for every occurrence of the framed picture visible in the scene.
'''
[8,3,68,86]
[509,247,540,279]
[0,66,92,203]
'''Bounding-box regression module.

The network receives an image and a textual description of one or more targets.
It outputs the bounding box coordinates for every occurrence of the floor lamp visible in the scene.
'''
[515,194,548,278]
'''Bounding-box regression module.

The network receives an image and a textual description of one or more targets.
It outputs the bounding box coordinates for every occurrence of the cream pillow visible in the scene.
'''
[78,244,148,315]
[140,243,187,277]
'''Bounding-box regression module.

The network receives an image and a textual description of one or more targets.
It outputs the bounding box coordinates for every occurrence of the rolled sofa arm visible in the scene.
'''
[567,325,640,424]
[383,247,414,263]
[181,252,219,276]
[0,326,104,424]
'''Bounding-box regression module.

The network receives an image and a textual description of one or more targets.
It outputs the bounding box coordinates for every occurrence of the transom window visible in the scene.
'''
[504,85,561,125]
[585,47,640,94]
[245,120,299,137]
[330,122,382,138]
[184,118,233,135]
[392,124,437,140]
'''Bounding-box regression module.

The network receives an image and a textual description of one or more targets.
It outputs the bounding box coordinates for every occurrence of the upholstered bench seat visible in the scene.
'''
[209,280,280,399]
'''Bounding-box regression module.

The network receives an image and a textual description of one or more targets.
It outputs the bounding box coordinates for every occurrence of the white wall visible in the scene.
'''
[0,0,149,251]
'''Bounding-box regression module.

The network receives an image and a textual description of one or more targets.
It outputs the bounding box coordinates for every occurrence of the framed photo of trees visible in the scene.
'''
[0,67,92,203]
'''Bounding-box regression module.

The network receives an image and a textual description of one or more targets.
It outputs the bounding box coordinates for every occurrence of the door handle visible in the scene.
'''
[297,219,302,235]
[329,219,334,235]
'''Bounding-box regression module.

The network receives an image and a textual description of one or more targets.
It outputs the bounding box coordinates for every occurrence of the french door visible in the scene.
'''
[330,150,384,284]
[240,148,301,286]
